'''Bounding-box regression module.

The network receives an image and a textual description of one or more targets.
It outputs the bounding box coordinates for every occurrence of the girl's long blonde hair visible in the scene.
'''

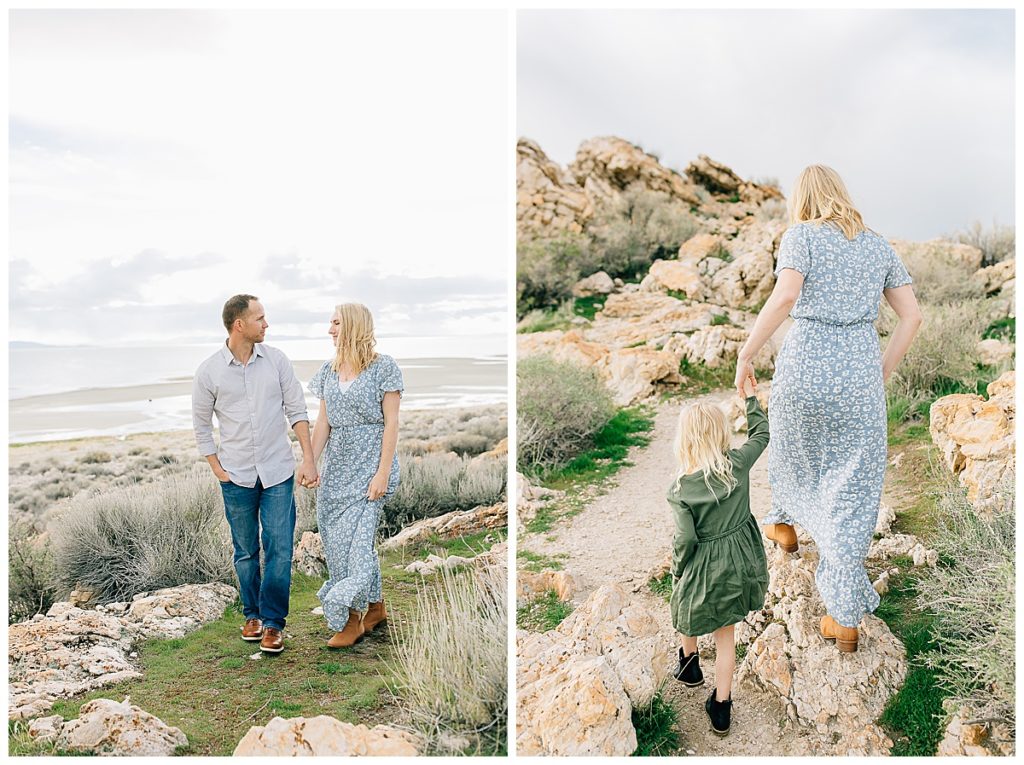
[673,401,737,502]
[789,164,868,240]
[331,303,378,374]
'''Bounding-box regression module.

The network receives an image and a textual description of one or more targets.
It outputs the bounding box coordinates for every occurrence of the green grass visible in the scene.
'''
[982,315,1015,342]
[573,295,605,320]
[672,357,773,397]
[516,590,573,632]
[631,691,679,756]
[543,406,655,489]
[649,572,673,601]
[8,534,506,757]
[517,549,566,572]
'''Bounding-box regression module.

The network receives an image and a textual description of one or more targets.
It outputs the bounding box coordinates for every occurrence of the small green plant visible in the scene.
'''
[649,572,673,601]
[517,590,573,632]
[710,313,732,326]
[982,315,1015,342]
[573,295,605,320]
[631,691,679,756]
[517,549,565,572]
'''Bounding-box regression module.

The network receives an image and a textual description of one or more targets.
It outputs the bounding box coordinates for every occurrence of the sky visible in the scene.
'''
[517,8,1014,241]
[9,9,509,349]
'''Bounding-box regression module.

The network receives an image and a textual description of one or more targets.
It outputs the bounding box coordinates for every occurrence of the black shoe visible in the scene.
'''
[673,647,704,687]
[705,689,732,736]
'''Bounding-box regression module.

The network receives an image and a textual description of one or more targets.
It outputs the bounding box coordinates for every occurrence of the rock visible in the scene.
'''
[68,587,99,609]
[874,503,896,536]
[572,271,615,297]
[677,233,727,266]
[587,294,718,348]
[473,437,508,463]
[233,715,422,756]
[517,329,608,368]
[667,324,778,371]
[641,259,708,300]
[685,154,784,206]
[293,531,327,576]
[517,570,577,602]
[891,238,984,272]
[516,630,637,756]
[602,346,683,405]
[936,700,1015,757]
[569,136,701,208]
[380,502,507,550]
[737,544,905,751]
[929,371,1015,514]
[27,715,64,743]
[711,240,777,309]
[517,138,594,239]
[972,259,1015,296]
[405,553,475,576]
[872,570,891,596]
[56,698,187,756]
[867,533,938,567]
[8,606,142,720]
[120,583,238,639]
[976,338,1014,366]
[517,472,564,525]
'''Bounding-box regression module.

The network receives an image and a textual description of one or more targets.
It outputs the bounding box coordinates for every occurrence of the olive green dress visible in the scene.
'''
[668,395,770,636]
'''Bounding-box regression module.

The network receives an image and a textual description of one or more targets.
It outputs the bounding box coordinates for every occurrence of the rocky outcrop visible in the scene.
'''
[233,715,422,756]
[10,583,238,720]
[29,698,187,756]
[891,238,984,272]
[737,544,907,755]
[293,531,327,576]
[929,370,1015,514]
[936,700,1015,757]
[569,136,701,208]
[685,155,784,207]
[380,502,507,550]
[517,139,594,239]
[972,258,1015,296]
[516,472,565,525]
[516,584,673,756]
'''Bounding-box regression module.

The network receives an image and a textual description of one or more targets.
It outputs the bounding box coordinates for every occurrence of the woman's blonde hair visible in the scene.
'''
[789,164,868,240]
[331,303,378,374]
[672,401,737,502]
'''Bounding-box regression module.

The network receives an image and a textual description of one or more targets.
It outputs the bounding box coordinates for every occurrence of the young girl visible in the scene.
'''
[667,374,770,736]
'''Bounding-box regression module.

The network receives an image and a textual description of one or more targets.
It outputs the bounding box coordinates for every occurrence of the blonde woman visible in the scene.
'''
[735,165,922,652]
[667,374,769,737]
[307,303,403,648]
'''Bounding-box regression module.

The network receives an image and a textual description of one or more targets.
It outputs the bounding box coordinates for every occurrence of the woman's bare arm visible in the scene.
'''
[311,398,331,465]
[376,391,400,474]
[880,284,924,382]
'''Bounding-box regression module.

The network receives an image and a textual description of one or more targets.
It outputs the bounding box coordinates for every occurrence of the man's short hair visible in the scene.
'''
[223,294,259,333]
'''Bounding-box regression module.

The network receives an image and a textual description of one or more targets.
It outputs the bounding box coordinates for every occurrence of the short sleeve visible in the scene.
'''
[884,245,913,289]
[377,355,404,399]
[774,225,811,277]
[307,360,331,400]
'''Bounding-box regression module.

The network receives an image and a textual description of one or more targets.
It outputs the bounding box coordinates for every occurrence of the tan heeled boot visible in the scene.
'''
[327,609,365,648]
[363,600,387,633]
[764,523,799,553]
[820,615,858,652]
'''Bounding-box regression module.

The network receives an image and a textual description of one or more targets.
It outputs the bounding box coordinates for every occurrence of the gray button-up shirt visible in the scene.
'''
[192,342,309,489]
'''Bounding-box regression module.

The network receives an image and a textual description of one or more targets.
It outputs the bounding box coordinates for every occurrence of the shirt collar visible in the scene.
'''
[220,341,265,366]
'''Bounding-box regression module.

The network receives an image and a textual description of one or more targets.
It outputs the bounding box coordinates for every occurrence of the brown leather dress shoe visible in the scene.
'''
[820,615,858,652]
[764,523,799,553]
[241,618,263,642]
[363,600,387,633]
[260,627,284,653]
[327,609,365,648]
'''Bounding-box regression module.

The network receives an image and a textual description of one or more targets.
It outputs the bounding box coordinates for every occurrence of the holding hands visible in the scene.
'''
[296,459,320,489]
[735,357,758,399]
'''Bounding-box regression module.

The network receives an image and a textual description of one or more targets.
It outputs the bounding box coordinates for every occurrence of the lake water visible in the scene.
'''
[9,337,507,443]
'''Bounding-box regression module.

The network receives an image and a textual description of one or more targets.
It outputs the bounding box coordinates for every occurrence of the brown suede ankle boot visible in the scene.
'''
[327,609,365,648]
[764,523,799,553]
[363,600,387,633]
[820,615,858,652]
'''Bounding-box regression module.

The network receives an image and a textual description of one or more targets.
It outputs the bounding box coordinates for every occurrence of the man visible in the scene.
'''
[192,294,319,654]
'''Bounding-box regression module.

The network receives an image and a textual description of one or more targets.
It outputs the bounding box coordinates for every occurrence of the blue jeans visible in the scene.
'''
[220,475,296,631]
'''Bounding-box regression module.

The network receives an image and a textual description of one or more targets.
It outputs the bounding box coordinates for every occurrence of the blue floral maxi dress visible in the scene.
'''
[308,354,404,631]
[762,222,913,628]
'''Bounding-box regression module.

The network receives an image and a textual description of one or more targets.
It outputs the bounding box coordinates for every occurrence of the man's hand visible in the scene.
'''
[296,459,319,489]
[213,467,231,482]
[367,470,389,501]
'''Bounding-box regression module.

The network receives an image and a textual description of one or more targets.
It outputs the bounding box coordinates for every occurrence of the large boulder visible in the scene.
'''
[929,370,1015,514]
[233,716,422,756]
[737,544,907,755]
[684,154,784,206]
[515,585,674,756]
[517,138,594,239]
[380,502,507,550]
[891,238,984,272]
[293,531,327,576]
[972,258,1015,296]
[666,323,778,371]
[98,583,238,639]
[572,271,615,297]
[46,698,187,756]
[569,136,701,208]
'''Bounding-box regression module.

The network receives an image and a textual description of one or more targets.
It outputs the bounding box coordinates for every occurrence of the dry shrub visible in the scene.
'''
[517,235,597,314]
[517,354,614,474]
[950,220,1015,267]
[895,242,985,305]
[9,522,58,623]
[388,559,507,748]
[50,465,234,604]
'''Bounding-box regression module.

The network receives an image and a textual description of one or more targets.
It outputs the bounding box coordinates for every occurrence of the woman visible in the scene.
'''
[734,165,922,652]
[307,302,403,648]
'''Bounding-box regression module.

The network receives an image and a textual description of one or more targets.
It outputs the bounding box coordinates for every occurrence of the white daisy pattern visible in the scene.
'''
[763,222,913,628]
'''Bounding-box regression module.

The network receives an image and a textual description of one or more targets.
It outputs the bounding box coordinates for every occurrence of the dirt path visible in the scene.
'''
[520,387,874,755]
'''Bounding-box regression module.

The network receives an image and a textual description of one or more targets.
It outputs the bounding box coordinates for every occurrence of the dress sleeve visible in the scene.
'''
[669,494,698,579]
[774,225,811,278]
[377,355,404,400]
[308,361,330,400]
[731,396,770,470]
[884,245,914,289]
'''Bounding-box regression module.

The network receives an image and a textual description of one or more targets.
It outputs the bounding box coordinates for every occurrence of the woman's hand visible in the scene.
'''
[367,470,389,501]
[735,357,757,398]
